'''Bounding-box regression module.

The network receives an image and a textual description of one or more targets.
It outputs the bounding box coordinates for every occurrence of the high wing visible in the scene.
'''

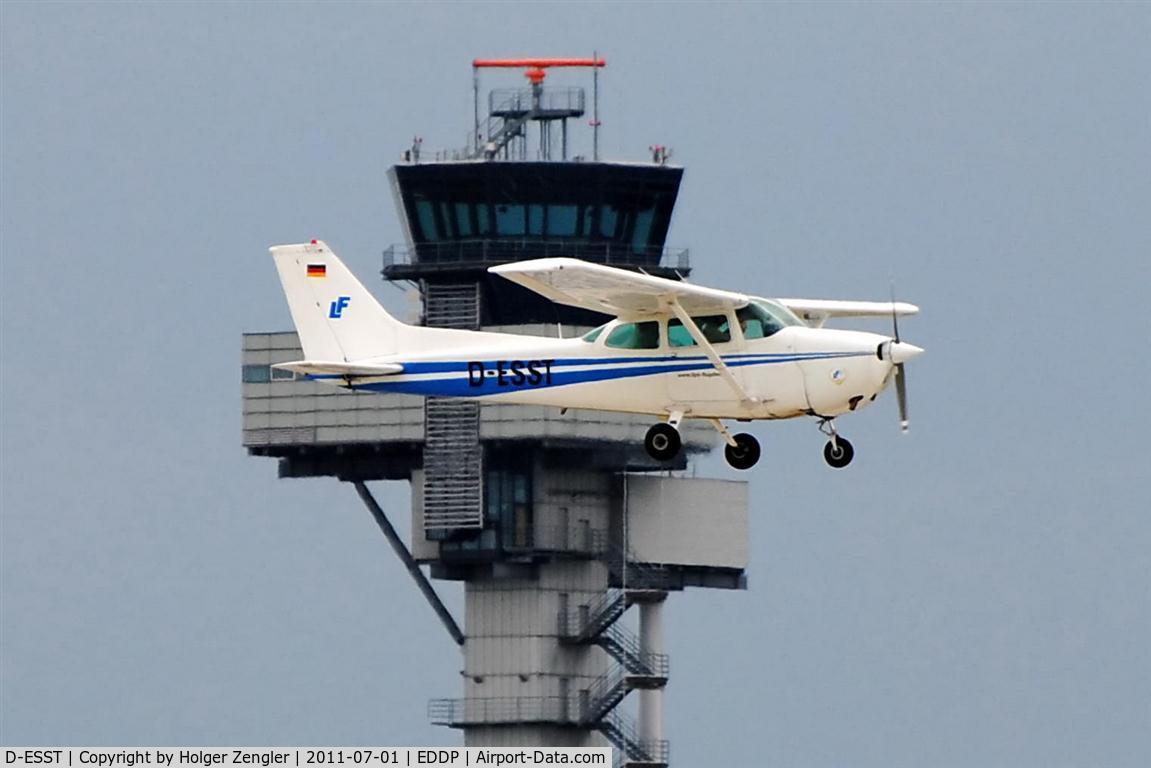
[778,299,920,329]
[489,257,749,316]
[491,257,758,406]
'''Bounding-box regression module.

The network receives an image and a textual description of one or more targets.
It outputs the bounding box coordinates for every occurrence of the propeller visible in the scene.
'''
[894,358,909,433]
[891,283,910,433]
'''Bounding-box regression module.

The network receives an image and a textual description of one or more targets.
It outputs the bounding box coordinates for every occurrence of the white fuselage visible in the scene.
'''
[336,316,896,421]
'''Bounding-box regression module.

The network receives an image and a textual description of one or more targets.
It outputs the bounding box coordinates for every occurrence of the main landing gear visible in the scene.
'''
[818,418,854,469]
[644,422,682,462]
[643,416,762,471]
[711,418,760,470]
[725,433,761,470]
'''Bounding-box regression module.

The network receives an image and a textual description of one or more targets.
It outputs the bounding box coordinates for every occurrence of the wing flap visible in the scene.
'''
[490,258,748,316]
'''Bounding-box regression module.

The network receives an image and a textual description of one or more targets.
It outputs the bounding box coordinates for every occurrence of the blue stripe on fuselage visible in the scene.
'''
[313,350,855,377]
[340,350,867,397]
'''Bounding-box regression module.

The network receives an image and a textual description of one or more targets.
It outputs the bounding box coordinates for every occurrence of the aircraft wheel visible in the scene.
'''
[644,423,682,461]
[823,437,855,469]
[724,433,761,470]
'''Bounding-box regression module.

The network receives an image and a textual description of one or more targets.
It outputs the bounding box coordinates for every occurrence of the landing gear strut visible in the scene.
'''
[819,418,854,469]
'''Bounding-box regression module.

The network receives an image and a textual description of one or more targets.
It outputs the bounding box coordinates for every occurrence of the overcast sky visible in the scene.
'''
[2,2,1149,765]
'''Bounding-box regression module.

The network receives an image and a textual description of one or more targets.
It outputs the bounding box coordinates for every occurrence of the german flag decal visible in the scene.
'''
[306,264,326,278]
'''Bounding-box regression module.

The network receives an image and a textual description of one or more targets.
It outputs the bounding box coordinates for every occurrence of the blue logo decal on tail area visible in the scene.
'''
[328,296,350,319]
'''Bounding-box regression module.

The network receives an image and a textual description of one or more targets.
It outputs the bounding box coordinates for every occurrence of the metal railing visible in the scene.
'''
[558,538,675,642]
[382,242,690,273]
[474,91,529,158]
[488,87,585,117]
[481,111,531,160]
[504,524,608,557]
[428,696,573,726]
[580,669,629,725]
[474,88,588,159]
[600,711,669,767]
[559,588,626,642]
[604,537,677,592]
[428,695,668,766]
[577,640,667,727]
[598,623,669,680]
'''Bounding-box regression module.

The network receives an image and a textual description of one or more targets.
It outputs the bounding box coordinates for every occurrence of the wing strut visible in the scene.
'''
[667,300,758,407]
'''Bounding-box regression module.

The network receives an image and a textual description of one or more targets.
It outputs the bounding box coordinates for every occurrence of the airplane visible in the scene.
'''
[269,240,924,470]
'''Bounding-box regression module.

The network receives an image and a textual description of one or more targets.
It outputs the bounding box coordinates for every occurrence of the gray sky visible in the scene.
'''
[2,2,1149,765]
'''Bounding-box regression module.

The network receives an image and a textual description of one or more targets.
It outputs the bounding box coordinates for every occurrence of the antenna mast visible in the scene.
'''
[470,57,606,161]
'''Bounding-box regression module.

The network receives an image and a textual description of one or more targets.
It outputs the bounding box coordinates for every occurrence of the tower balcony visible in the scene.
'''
[382,241,690,279]
[428,696,575,727]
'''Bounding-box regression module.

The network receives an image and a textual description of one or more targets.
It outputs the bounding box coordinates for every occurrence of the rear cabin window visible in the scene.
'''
[605,321,660,350]
[668,315,731,347]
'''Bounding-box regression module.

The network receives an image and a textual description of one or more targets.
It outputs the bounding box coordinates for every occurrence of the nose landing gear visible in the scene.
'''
[823,436,854,468]
[818,418,854,469]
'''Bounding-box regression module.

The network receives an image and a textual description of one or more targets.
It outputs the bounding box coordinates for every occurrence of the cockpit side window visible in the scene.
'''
[737,301,796,339]
[668,315,731,347]
[667,320,694,347]
[605,321,660,350]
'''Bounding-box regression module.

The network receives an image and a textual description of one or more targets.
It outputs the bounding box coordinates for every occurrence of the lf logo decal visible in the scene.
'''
[329,296,350,319]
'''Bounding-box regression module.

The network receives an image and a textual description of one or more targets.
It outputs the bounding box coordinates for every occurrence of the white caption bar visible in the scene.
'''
[3,750,613,768]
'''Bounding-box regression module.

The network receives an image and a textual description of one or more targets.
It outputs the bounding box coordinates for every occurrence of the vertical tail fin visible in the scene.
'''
[270,240,404,362]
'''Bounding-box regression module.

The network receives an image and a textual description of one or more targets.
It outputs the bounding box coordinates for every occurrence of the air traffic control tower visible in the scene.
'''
[242,59,749,767]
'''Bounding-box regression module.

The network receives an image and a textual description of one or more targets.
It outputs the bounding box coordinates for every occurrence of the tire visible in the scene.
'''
[823,436,855,468]
[644,423,682,461]
[724,433,761,470]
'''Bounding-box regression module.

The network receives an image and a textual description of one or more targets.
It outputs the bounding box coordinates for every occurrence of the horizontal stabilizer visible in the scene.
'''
[272,360,404,377]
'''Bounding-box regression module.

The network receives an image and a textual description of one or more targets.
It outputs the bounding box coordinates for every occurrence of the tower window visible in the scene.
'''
[547,204,578,236]
[486,468,533,549]
[415,200,439,241]
[496,204,526,236]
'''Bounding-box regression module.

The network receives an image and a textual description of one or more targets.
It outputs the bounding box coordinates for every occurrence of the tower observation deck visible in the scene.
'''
[243,58,749,767]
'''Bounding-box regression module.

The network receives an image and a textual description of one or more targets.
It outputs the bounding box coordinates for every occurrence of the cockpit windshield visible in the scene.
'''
[582,324,607,342]
[761,299,803,327]
[737,300,802,339]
